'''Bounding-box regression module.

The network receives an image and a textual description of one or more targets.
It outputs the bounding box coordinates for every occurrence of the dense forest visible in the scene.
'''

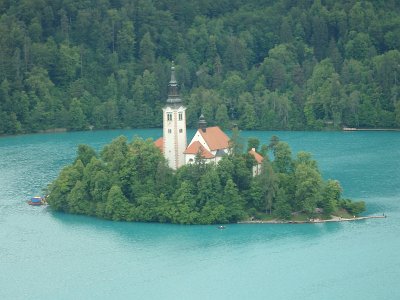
[1,0,400,135]
[46,134,365,224]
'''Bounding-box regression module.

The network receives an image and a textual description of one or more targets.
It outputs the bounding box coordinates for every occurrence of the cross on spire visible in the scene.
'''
[167,61,181,104]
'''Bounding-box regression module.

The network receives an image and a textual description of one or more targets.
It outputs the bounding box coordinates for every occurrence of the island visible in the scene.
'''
[46,134,366,224]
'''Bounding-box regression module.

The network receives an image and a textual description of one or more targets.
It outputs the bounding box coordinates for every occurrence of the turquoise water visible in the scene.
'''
[1,129,399,299]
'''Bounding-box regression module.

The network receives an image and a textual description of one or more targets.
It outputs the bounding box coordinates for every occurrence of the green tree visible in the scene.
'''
[321,179,341,215]
[221,74,246,118]
[247,137,260,152]
[67,180,91,214]
[105,185,131,221]
[274,188,291,220]
[272,141,292,174]
[280,18,293,43]
[117,21,135,61]
[395,101,400,127]
[75,144,97,166]
[229,126,244,156]
[47,164,83,211]
[171,181,199,224]
[345,32,375,61]
[221,178,244,222]
[139,32,155,71]
[223,36,250,73]
[311,15,328,60]
[248,178,263,211]
[258,159,278,214]
[54,44,80,85]
[294,162,323,215]
[239,101,256,130]
[90,169,111,203]
[215,103,230,129]
[197,168,222,208]
[68,98,87,130]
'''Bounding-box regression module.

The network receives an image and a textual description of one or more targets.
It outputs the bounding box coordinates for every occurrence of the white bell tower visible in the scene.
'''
[163,62,187,169]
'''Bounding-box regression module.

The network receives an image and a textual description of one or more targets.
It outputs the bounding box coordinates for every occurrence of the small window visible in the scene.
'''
[168,129,172,133]
[167,113,172,121]
[179,129,183,133]
[178,112,183,121]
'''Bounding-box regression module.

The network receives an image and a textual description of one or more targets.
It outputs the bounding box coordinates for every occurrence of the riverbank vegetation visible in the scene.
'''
[46,135,365,224]
[1,0,400,135]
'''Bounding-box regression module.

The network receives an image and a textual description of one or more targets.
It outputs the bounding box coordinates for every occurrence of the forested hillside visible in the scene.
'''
[1,0,400,134]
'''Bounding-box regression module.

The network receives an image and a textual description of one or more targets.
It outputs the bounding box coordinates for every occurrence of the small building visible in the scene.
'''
[248,148,263,176]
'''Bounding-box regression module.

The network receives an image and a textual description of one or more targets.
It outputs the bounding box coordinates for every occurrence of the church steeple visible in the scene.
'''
[162,61,187,170]
[167,62,181,104]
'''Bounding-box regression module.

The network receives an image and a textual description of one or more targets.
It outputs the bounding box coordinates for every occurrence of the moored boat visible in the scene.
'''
[28,196,46,206]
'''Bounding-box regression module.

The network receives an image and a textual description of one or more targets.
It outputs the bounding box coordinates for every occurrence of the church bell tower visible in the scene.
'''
[163,62,187,169]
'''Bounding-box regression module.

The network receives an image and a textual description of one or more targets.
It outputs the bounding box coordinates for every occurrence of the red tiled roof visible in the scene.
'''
[198,126,230,151]
[184,141,214,159]
[248,148,263,164]
[154,137,163,153]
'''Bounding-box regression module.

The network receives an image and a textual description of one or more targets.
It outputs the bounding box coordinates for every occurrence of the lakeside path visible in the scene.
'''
[238,215,387,224]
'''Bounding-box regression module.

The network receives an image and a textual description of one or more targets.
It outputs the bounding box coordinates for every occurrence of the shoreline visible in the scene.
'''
[343,127,400,131]
[2,126,400,138]
[238,215,387,224]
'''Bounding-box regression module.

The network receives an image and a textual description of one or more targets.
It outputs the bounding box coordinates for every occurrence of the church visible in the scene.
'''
[155,63,262,173]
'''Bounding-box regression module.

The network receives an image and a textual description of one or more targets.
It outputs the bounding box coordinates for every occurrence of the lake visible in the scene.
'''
[1,129,399,299]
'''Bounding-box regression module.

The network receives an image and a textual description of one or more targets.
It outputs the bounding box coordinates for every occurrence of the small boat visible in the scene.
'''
[28,196,46,206]
[217,225,226,230]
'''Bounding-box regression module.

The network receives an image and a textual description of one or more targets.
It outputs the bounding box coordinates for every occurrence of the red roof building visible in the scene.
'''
[197,126,230,151]
[154,137,164,153]
[248,148,263,164]
[183,141,214,159]
[248,148,264,176]
[184,115,230,165]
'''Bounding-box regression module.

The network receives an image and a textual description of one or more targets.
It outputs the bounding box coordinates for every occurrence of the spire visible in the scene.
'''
[167,61,181,104]
[198,114,207,132]
[170,61,177,84]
